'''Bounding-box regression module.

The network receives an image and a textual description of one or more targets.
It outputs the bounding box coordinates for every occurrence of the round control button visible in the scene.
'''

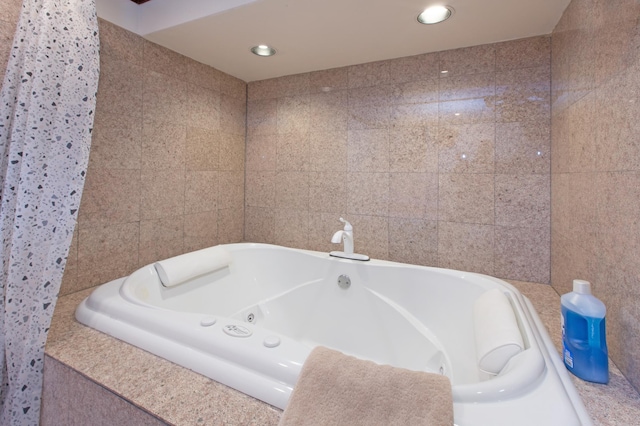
[223,324,253,337]
[264,336,281,348]
[200,316,217,327]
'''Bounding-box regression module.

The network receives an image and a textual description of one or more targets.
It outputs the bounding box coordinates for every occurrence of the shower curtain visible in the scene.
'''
[0,0,99,424]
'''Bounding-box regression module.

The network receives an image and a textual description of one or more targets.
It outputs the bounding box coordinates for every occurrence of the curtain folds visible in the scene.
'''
[0,0,99,424]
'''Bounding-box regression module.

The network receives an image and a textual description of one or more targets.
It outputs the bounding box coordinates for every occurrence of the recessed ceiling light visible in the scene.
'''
[417,5,454,24]
[251,45,276,57]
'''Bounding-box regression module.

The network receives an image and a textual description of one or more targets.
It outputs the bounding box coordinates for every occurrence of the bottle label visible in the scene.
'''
[563,344,574,369]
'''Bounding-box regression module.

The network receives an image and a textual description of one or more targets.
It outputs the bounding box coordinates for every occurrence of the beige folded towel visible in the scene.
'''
[279,347,453,426]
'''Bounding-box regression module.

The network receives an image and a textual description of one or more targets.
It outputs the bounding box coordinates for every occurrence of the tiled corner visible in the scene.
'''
[244,207,275,243]
[275,171,309,210]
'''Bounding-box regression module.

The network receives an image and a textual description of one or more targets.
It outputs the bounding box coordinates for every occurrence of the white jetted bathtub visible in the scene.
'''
[76,243,591,425]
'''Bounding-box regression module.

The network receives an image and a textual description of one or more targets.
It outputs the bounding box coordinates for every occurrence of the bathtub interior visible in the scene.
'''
[120,244,526,387]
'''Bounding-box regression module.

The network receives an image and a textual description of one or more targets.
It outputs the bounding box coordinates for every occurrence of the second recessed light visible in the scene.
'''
[417,5,454,24]
[251,45,276,57]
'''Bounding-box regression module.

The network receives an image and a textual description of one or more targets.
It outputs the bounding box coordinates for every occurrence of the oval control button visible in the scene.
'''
[223,324,252,337]
[263,336,281,348]
[200,316,217,327]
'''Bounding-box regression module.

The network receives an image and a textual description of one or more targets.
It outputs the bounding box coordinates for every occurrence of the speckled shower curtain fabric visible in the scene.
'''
[0,0,99,424]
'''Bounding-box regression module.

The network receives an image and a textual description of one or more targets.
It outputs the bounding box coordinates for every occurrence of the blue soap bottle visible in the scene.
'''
[561,279,608,383]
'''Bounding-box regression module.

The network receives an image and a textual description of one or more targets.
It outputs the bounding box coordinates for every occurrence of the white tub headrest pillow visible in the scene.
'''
[154,246,232,288]
[473,288,524,375]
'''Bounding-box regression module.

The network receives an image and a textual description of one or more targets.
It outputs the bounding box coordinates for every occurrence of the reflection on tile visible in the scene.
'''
[496,121,550,174]
[496,36,550,72]
[310,67,349,93]
[390,102,438,128]
[439,44,495,77]
[391,79,438,105]
[496,66,550,123]
[246,133,277,171]
[438,123,495,173]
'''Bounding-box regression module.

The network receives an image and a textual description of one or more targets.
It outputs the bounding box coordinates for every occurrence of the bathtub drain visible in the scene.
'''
[337,274,351,289]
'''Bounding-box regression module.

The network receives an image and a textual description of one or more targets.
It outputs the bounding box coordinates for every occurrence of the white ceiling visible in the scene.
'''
[96,0,571,83]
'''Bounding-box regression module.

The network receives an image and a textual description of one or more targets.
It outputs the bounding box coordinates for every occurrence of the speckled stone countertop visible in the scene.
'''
[46,281,640,425]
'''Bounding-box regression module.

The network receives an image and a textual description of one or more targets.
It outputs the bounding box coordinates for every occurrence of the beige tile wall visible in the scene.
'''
[551,0,640,392]
[245,36,552,283]
[60,20,247,295]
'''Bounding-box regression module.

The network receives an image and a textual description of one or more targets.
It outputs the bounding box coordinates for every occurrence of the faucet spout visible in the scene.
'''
[329,217,369,261]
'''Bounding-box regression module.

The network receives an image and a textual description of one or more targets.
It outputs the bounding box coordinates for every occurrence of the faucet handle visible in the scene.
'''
[339,217,353,231]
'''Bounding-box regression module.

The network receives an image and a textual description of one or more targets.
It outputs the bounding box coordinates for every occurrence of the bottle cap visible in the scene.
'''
[573,279,591,294]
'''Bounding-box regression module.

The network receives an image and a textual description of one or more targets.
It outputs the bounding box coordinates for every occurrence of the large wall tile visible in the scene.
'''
[139,216,184,266]
[78,169,140,226]
[438,173,494,224]
[438,222,494,275]
[140,170,185,220]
